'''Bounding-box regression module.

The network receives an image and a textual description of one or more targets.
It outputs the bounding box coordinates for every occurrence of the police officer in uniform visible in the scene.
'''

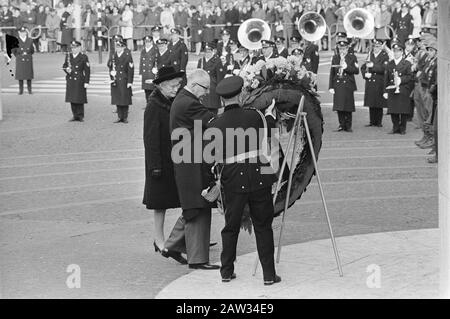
[360,38,389,127]
[208,76,281,285]
[303,39,319,74]
[197,41,220,110]
[13,26,34,95]
[329,39,359,132]
[383,41,413,134]
[108,39,134,123]
[168,28,188,86]
[289,36,302,54]
[63,41,90,122]
[156,38,171,69]
[275,36,288,58]
[140,35,158,103]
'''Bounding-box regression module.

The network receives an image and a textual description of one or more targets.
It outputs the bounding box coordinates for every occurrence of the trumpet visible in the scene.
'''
[109,54,117,86]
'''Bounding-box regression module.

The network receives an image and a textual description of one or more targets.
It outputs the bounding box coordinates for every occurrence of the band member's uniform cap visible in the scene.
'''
[261,40,275,48]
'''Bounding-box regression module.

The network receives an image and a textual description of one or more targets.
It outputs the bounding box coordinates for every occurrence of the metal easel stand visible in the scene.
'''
[252,97,344,277]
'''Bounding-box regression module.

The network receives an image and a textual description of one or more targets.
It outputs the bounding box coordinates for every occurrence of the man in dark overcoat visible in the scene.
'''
[63,41,90,122]
[360,39,389,127]
[164,69,220,270]
[108,39,134,123]
[383,41,413,134]
[13,26,34,95]
[197,41,220,110]
[208,76,281,285]
[143,66,183,254]
[140,35,158,103]
[329,39,360,132]
[60,6,74,52]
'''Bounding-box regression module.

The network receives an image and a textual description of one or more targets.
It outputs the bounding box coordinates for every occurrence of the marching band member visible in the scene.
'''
[63,41,90,122]
[360,39,389,127]
[151,25,162,43]
[289,36,302,54]
[208,76,281,285]
[13,26,34,95]
[329,39,359,132]
[197,42,220,110]
[275,36,288,58]
[395,3,413,45]
[140,36,158,103]
[261,40,277,60]
[168,28,188,86]
[108,39,134,123]
[156,38,171,69]
[217,28,232,58]
[290,48,304,59]
[383,41,413,135]
[302,39,319,74]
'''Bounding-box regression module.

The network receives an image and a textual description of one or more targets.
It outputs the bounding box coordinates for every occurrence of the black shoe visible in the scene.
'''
[333,127,344,132]
[376,124,383,127]
[153,241,162,253]
[345,128,353,132]
[68,117,77,122]
[364,124,373,127]
[189,263,220,270]
[399,131,406,135]
[122,119,128,123]
[387,130,396,134]
[161,249,188,265]
[264,275,282,286]
[209,242,217,247]
[28,91,32,95]
[222,273,237,282]
[18,92,23,95]
[113,119,122,123]
[78,118,84,122]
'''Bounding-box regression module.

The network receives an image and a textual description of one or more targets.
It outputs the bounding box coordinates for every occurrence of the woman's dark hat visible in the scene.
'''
[216,76,243,98]
[153,66,185,85]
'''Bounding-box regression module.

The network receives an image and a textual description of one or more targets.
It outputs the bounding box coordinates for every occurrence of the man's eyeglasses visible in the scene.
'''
[196,83,210,91]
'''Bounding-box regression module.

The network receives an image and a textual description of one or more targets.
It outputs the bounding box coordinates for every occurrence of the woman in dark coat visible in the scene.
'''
[143,66,184,252]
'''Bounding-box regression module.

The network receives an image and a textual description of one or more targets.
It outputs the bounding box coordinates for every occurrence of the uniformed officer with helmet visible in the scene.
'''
[13,26,34,95]
[140,35,158,103]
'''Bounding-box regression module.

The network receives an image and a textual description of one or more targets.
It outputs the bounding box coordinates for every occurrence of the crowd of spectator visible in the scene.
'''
[0,0,438,53]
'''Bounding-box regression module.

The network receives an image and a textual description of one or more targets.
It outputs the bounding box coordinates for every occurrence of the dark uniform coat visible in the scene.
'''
[13,36,34,80]
[170,88,215,218]
[277,47,288,58]
[361,50,389,108]
[190,12,204,43]
[384,58,413,114]
[0,9,14,34]
[396,13,413,45]
[60,12,73,46]
[303,43,319,74]
[139,46,158,90]
[107,50,134,106]
[168,40,188,72]
[156,49,171,69]
[208,105,277,194]
[63,53,90,104]
[197,55,221,109]
[329,53,359,112]
[216,39,231,58]
[143,89,180,210]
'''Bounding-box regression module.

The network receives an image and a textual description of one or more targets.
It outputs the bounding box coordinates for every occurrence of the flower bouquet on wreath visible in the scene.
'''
[228,56,324,234]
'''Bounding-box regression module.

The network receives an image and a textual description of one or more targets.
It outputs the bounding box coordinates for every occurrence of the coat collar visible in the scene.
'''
[179,88,199,102]
[149,88,173,112]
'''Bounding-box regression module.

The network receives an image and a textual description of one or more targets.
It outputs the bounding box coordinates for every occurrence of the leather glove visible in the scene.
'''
[151,168,162,178]
[383,93,388,99]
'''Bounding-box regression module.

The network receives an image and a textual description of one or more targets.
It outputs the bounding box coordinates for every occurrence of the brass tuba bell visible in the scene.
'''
[343,8,375,38]
[238,18,271,50]
[297,11,327,42]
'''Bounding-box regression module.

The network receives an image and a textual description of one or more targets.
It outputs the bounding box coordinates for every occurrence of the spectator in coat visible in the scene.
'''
[160,4,175,37]
[143,66,183,254]
[60,5,74,52]
[190,6,204,55]
[225,2,239,41]
[121,4,133,49]
[213,6,225,40]
[133,5,146,51]
[35,5,46,52]
[82,5,96,52]
[144,5,161,35]
[45,8,60,53]
[374,3,391,42]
